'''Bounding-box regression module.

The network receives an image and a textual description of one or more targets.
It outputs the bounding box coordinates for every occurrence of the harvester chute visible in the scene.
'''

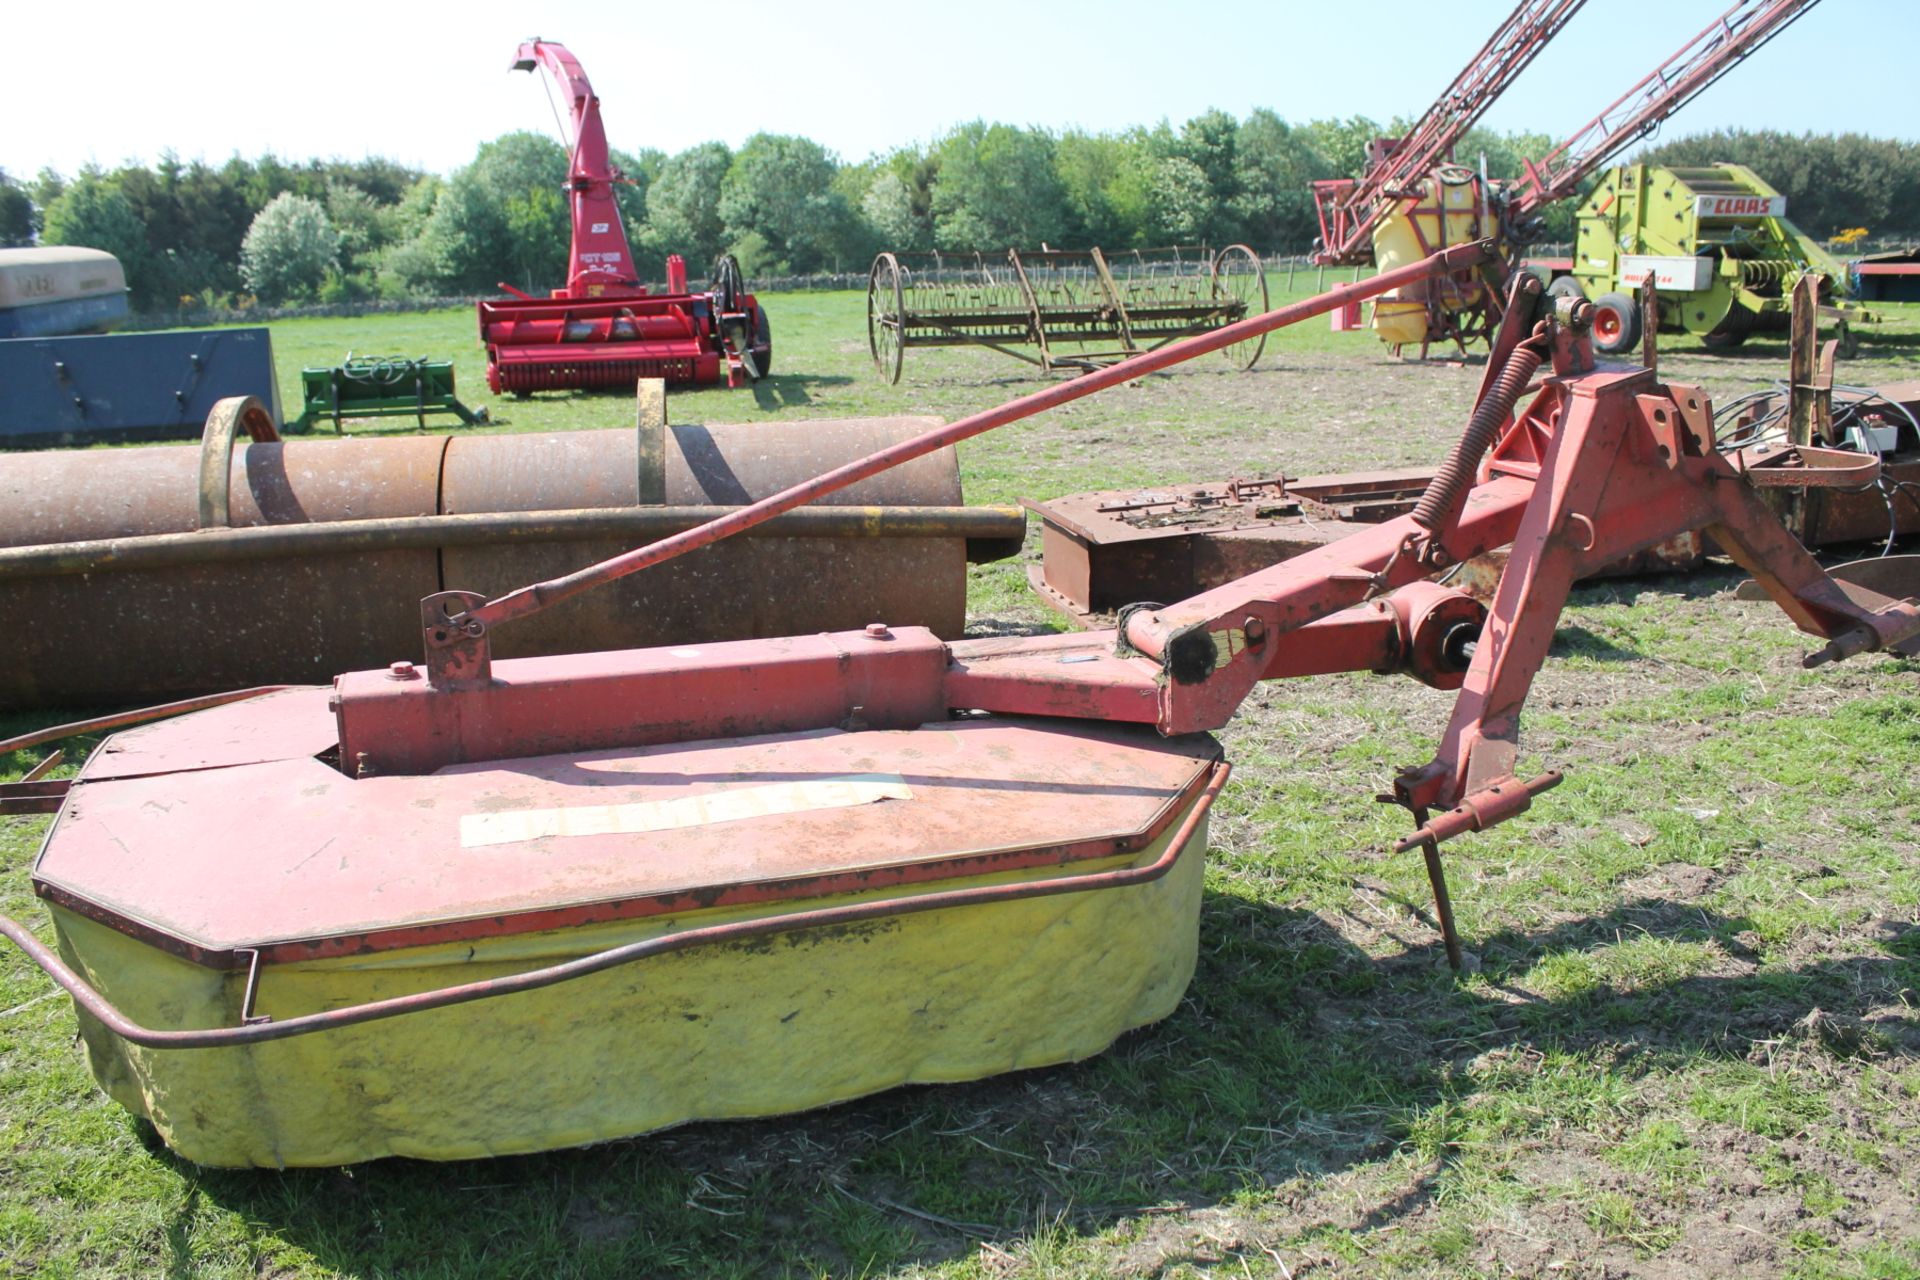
[477,39,770,393]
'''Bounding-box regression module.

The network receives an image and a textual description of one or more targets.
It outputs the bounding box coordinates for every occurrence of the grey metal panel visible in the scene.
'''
[0,328,281,447]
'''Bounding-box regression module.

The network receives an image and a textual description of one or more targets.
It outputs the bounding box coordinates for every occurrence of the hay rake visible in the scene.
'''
[866,244,1268,383]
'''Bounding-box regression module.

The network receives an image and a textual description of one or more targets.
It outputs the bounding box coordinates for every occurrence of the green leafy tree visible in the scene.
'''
[371,176,447,299]
[859,170,925,253]
[638,141,733,278]
[930,122,1067,251]
[31,168,66,215]
[118,154,249,305]
[851,148,937,255]
[1144,155,1212,243]
[41,170,150,295]
[239,192,340,303]
[827,161,886,266]
[0,169,33,246]
[325,180,394,278]
[1164,109,1243,244]
[1054,130,1145,247]
[1231,109,1321,251]
[393,132,569,294]
[718,134,852,274]
[1300,116,1384,182]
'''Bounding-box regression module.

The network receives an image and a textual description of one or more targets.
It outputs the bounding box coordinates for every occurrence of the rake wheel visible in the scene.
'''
[868,253,906,384]
[1212,244,1269,371]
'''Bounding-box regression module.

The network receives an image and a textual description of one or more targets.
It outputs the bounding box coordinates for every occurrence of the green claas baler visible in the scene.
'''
[1555,163,1873,355]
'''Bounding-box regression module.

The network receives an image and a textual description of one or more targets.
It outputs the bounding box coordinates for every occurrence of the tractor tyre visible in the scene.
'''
[1701,306,1753,351]
[1592,292,1641,356]
[751,306,772,378]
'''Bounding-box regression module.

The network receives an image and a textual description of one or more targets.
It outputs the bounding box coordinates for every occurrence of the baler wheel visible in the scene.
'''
[1702,305,1753,351]
[1546,275,1586,301]
[1212,244,1269,370]
[868,253,905,385]
[1592,291,1641,355]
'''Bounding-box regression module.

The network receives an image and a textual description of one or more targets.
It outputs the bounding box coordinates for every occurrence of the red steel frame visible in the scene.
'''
[1505,0,1821,219]
[510,39,644,298]
[384,255,1918,968]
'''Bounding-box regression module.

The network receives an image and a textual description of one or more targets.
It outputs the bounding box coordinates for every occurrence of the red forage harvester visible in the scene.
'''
[477,40,770,394]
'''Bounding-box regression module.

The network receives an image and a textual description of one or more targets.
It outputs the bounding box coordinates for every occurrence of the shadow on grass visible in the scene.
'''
[175,891,1919,1278]
[1659,327,1920,361]
[749,373,854,411]
[1548,623,1647,663]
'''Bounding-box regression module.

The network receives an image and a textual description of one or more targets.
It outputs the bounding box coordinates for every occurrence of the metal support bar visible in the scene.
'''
[1088,247,1139,354]
[0,505,1029,582]
[1006,249,1055,371]
[1788,274,1836,447]
[634,377,667,505]
[1640,271,1659,372]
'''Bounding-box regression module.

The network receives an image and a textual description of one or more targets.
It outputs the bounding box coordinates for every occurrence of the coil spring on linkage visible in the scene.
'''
[1738,259,1792,288]
[1409,337,1548,539]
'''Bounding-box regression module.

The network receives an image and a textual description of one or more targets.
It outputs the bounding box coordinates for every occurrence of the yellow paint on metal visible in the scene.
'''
[53,810,1209,1167]
[1371,168,1492,346]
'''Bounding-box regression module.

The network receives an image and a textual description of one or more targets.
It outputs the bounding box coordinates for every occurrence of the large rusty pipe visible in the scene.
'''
[0,417,1000,708]
[471,241,1499,631]
[0,505,1027,581]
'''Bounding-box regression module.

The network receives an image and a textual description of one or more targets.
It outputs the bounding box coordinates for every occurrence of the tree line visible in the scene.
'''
[3,121,1914,312]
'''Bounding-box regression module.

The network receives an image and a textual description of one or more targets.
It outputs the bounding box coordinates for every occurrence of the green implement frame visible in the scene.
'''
[292,355,489,434]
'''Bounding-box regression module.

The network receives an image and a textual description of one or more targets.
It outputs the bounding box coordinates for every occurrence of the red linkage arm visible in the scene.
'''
[1119,284,1919,835]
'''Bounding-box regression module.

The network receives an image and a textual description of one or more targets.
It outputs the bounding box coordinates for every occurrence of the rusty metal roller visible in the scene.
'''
[0,396,1023,708]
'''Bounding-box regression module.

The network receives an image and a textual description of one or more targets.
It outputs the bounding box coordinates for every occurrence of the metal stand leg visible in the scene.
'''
[1412,807,1464,971]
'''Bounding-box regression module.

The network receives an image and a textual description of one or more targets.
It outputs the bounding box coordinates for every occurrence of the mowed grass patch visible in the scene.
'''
[2,287,1920,1277]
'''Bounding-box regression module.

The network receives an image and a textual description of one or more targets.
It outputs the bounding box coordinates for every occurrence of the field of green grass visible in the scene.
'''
[3,280,1919,1278]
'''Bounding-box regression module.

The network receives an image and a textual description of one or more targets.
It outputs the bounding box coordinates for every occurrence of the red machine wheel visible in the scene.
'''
[1591,292,1640,355]
[868,254,905,385]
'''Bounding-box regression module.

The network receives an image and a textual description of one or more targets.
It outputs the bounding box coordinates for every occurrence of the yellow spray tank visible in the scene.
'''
[1369,166,1500,356]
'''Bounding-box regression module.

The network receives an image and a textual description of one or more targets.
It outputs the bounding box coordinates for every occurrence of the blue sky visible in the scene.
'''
[5,0,1913,178]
